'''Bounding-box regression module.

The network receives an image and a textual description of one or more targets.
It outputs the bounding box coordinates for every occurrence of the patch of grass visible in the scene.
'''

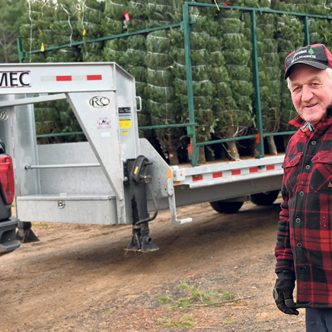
[158,281,236,310]
[158,314,195,329]
[159,293,173,305]
[174,297,192,309]
[104,307,115,315]
[220,290,236,302]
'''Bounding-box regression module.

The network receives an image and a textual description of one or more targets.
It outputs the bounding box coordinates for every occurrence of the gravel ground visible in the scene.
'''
[1,201,305,331]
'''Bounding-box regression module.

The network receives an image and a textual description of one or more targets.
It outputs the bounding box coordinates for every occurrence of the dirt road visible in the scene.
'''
[1,201,305,331]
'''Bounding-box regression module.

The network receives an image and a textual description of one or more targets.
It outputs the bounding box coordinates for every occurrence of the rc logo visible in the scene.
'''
[89,96,111,109]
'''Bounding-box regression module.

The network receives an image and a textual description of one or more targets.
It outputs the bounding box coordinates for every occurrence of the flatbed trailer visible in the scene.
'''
[0,62,284,251]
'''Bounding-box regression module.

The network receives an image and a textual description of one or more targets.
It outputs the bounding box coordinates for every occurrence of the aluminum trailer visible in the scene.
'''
[0,62,284,251]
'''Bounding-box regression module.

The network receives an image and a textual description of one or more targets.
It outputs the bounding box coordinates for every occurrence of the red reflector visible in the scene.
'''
[249,167,258,173]
[231,169,241,175]
[192,175,203,181]
[267,165,275,170]
[187,138,193,156]
[56,75,72,81]
[0,155,15,205]
[213,171,223,178]
[123,11,130,22]
[87,75,102,81]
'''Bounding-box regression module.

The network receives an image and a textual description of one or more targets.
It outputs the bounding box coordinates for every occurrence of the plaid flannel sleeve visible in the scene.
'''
[275,186,295,274]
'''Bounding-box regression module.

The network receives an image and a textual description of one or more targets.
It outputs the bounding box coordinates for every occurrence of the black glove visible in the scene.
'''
[273,271,299,315]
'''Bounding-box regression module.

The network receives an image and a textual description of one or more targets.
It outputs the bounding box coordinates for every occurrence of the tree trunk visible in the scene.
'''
[167,145,179,165]
[226,141,240,160]
[198,147,206,164]
[266,136,278,155]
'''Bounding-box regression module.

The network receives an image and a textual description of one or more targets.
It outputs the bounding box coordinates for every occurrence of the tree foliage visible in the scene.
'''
[0,0,27,62]
[14,0,332,162]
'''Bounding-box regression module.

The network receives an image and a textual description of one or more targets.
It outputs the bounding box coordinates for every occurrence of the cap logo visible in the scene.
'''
[291,47,317,64]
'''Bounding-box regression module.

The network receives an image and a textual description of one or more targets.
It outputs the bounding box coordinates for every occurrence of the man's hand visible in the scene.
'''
[273,272,299,315]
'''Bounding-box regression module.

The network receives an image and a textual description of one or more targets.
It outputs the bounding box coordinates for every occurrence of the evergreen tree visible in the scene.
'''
[0,0,27,62]
[255,1,281,155]
[214,1,254,160]
[102,0,128,67]
[145,0,182,165]
[271,0,305,131]
[80,0,105,61]
[189,4,226,161]
[124,0,149,137]
[306,0,332,49]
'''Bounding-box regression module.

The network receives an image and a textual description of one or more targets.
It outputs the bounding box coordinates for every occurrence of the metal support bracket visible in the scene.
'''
[167,178,192,225]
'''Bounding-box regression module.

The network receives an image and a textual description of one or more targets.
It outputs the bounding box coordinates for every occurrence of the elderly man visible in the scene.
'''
[273,44,332,331]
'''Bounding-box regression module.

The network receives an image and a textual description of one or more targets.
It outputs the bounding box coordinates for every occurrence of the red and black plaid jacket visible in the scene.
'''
[275,113,332,308]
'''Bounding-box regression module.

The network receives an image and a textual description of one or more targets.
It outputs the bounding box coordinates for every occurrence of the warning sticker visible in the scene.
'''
[97,117,111,129]
[119,119,132,129]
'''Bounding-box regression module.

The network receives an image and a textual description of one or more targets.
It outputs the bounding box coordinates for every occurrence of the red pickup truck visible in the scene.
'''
[0,142,20,254]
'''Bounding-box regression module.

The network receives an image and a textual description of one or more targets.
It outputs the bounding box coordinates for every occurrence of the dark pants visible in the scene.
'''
[306,308,332,332]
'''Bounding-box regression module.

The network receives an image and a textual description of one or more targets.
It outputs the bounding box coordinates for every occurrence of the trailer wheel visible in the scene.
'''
[210,201,244,214]
[250,190,280,206]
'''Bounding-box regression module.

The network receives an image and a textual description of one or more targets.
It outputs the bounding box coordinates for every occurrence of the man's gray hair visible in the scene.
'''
[287,67,332,90]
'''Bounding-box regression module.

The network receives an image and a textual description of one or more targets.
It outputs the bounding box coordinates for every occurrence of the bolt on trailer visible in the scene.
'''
[0,62,285,251]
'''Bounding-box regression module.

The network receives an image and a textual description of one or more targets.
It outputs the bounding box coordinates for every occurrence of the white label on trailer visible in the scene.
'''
[0,71,31,88]
[100,132,111,138]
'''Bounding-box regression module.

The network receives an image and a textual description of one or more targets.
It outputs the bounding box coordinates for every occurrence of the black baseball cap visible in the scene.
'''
[284,44,332,79]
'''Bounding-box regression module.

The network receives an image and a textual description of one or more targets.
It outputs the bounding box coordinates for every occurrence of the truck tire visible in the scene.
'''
[210,201,244,214]
[250,190,280,206]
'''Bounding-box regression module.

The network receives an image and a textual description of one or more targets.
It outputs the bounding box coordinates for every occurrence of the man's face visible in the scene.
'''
[288,64,332,125]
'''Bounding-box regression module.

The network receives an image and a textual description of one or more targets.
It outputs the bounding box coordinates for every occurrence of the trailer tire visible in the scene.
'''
[250,190,280,206]
[210,201,244,214]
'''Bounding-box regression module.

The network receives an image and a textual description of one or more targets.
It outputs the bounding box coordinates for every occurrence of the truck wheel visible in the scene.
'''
[250,190,280,206]
[210,201,244,214]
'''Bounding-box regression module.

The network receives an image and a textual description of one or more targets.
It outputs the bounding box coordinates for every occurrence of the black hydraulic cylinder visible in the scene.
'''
[125,155,158,252]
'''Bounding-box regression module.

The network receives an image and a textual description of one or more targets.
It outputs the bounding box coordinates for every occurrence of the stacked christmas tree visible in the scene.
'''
[271,0,305,131]
[79,0,105,62]
[144,0,183,164]
[19,0,332,161]
[215,2,254,159]
[188,5,217,162]
[256,3,281,154]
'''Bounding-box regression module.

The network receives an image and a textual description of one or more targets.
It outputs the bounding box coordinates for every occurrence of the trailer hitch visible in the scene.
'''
[125,155,159,253]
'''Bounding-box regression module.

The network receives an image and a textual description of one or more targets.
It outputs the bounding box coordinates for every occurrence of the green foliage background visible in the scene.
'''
[0,0,26,62]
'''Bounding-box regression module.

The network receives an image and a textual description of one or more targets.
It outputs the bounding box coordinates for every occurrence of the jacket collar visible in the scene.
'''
[289,113,332,132]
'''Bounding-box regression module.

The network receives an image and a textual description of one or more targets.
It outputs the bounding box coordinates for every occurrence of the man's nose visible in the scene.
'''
[301,85,314,102]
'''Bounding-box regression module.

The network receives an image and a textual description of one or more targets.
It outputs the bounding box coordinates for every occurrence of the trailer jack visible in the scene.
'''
[125,156,159,253]
[16,221,39,243]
